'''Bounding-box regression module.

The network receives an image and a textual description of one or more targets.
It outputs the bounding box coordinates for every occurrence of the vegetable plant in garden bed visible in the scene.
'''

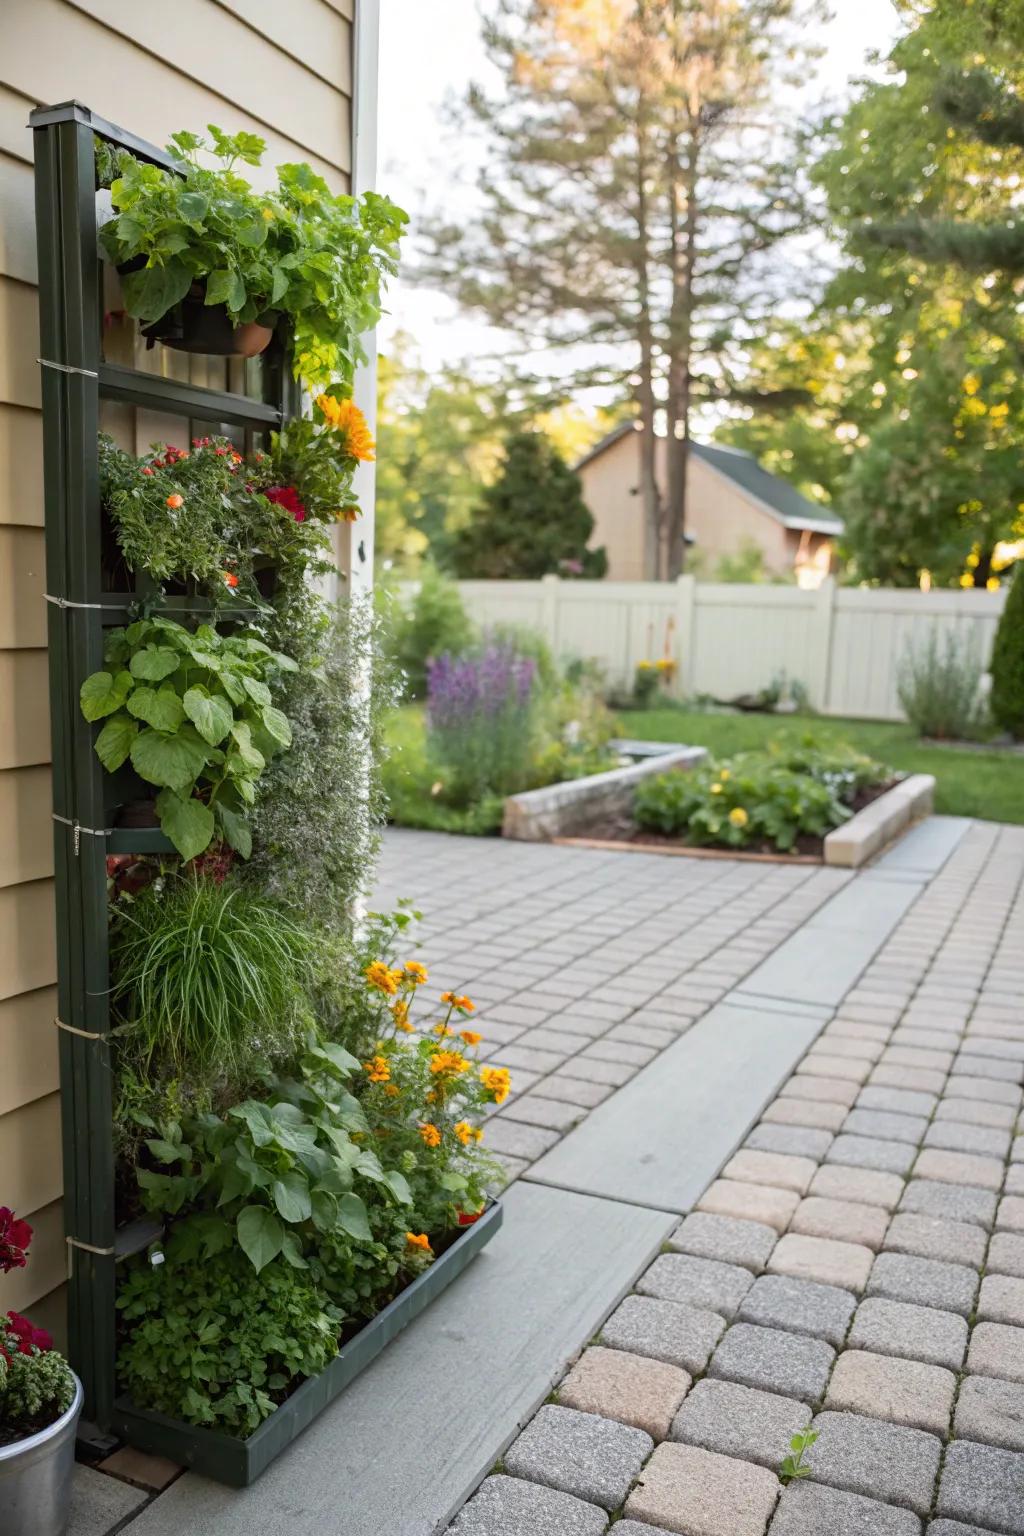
[0,1210,81,1536]
[624,741,895,857]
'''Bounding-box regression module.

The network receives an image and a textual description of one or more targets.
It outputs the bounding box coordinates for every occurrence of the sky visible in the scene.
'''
[376,0,905,378]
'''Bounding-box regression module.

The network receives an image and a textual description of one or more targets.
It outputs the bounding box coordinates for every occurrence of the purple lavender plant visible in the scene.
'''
[426,640,538,802]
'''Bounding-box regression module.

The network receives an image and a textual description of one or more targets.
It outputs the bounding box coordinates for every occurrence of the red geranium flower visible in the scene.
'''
[264,485,307,523]
[6,1311,52,1353]
[0,1208,32,1273]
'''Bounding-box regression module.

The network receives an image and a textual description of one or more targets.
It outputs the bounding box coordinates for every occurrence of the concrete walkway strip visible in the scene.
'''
[734,872,923,1007]
[120,1182,675,1536]
[873,814,972,878]
[525,999,828,1213]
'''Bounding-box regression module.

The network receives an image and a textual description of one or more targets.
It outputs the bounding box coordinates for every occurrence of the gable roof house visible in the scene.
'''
[575,422,843,586]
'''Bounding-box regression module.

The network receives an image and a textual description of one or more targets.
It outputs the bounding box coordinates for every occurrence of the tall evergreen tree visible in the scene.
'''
[450,430,607,578]
[425,0,824,578]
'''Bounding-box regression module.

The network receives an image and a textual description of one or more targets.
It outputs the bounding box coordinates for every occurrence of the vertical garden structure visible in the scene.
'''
[31,101,300,1449]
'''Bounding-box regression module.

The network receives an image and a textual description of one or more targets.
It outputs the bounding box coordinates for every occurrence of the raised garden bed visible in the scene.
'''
[503,743,707,841]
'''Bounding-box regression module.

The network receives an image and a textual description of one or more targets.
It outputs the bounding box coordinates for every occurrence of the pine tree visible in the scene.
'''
[425,0,824,578]
[450,431,607,579]
[991,570,1024,738]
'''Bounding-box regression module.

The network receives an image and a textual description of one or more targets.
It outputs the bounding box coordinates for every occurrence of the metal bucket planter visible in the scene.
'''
[0,1373,83,1536]
[111,1199,502,1486]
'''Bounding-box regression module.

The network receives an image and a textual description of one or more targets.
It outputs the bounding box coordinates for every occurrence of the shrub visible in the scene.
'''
[991,569,1024,738]
[426,641,539,803]
[109,871,318,1095]
[898,627,986,740]
[383,565,474,699]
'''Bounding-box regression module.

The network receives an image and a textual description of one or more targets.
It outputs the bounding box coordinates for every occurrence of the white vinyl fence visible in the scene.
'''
[432,576,1006,723]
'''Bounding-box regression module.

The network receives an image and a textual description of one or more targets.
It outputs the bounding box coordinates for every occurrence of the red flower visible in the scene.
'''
[456,1208,483,1227]
[264,485,307,523]
[6,1311,52,1353]
[0,1208,32,1273]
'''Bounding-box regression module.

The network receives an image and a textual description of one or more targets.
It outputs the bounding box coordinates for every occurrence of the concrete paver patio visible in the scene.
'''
[71,816,1024,1535]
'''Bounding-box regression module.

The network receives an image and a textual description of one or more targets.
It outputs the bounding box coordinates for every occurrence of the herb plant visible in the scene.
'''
[97,126,406,386]
[80,614,296,859]
[898,627,987,740]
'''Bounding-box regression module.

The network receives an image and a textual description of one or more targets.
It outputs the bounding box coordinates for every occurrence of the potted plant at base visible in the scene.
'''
[0,1209,81,1536]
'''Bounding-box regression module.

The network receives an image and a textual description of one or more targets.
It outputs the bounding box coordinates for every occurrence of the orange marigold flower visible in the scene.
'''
[480,1066,512,1104]
[315,393,376,461]
[337,505,360,523]
[418,1123,441,1148]
[406,1232,432,1252]
[433,1023,454,1038]
[404,961,428,986]
[429,1050,470,1078]
[453,1120,483,1146]
[441,991,475,1013]
[165,493,184,509]
[392,999,414,1032]
[460,1030,482,1047]
[365,960,401,996]
[384,1083,400,1098]
[222,571,239,589]
[363,1054,390,1084]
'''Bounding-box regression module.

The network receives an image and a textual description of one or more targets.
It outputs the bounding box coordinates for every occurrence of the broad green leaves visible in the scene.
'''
[80,613,295,862]
[237,1206,284,1273]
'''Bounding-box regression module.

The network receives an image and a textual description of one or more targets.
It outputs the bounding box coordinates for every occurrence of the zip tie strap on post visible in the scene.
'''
[54,1016,104,1042]
[37,358,99,379]
[66,1236,116,1278]
[44,594,122,611]
[52,813,111,856]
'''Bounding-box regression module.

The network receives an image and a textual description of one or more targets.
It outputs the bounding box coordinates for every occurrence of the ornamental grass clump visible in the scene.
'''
[109,871,318,1093]
[426,639,539,804]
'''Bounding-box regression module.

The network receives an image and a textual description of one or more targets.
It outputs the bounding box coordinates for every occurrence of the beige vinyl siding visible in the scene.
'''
[0,0,355,1318]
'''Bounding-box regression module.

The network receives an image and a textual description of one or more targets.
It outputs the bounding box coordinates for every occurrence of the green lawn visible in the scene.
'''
[618,708,1024,826]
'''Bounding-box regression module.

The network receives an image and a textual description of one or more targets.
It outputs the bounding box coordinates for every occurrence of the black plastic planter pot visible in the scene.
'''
[140,292,276,358]
[109,1199,502,1486]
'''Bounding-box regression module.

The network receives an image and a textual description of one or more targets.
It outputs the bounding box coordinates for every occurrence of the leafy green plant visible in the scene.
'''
[109,872,317,1091]
[98,126,406,386]
[117,1236,340,1432]
[989,570,1024,738]
[80,614,296,859]
[898,627,987,740]
[381,564,474,699]
[635,758,845,852]
[779,1425,818,1484]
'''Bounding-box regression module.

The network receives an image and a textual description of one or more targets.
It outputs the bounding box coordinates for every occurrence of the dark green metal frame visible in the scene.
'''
[30,101,296,1447]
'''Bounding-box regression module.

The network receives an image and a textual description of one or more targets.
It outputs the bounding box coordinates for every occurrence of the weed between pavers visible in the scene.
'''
[779,1425,818,1485]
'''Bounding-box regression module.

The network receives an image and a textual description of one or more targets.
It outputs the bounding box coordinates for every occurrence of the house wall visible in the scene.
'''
[0,0,356,1329]
[579,431,829,581]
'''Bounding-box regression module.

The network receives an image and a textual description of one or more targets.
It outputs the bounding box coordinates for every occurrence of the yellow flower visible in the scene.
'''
[261,206,275,221]
[454,1120,484,1145]
[404,961,429,987]
[418,1123,441,1148]
[441,991,475,1013]
[638,660,655,670]
[719,769,731,782]
[480,1066,512,1104]
[460,1030,482,1047]
[392,999,413,1032]
[384,1083,400,1098]
[406,1232,432,1252]
[710,783,723,795]
[363,1055,391,1084]
[337,505,360,523]
[729,807,749,828]
[315,394,376,461]
[366,960,401,996]
[430,1050,470,1077]
[434,1023,455,1038]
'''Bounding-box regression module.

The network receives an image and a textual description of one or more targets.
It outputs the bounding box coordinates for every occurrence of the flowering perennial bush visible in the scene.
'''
[426,640,539,803]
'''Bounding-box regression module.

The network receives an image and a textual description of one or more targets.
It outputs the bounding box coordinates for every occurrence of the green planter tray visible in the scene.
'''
[109,1198,502,1485]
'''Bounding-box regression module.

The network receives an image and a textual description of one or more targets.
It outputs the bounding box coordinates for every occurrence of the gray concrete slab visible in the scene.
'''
[736,875,924,1007]
[874,816,971,878]
[117,1182,674,1536]
[524,1001,828,1212]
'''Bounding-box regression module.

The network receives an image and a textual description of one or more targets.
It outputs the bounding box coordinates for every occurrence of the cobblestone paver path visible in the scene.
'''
[374,831,849,1177]
[439,820,1024,1536]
